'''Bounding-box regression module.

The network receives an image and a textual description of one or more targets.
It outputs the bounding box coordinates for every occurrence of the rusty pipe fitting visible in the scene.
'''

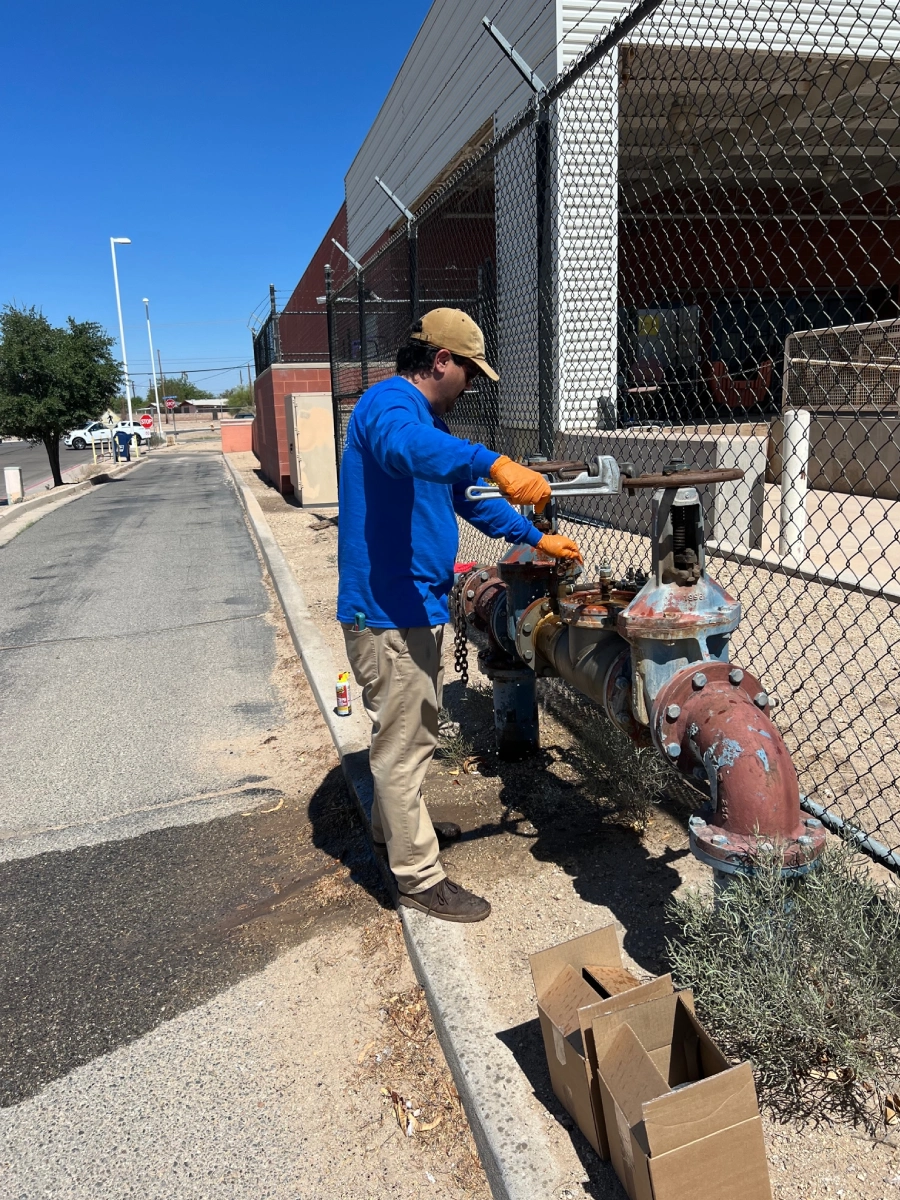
[651,662,825,874]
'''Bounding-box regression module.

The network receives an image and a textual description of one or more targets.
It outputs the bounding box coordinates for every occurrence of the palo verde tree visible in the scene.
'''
[0,306,122,486]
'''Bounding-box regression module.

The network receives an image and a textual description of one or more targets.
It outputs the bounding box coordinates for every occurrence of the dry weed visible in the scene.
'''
[357,916,488,1197]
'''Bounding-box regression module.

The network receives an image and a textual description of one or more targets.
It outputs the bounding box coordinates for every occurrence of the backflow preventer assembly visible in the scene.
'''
[451,458,825,882]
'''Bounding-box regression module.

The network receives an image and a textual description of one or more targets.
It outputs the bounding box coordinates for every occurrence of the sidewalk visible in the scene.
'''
[225,451,899,1200]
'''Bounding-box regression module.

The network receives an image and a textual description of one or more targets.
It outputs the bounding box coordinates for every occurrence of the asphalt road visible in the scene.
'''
[0,453,315,1191]
[0,453,279,839]
[0,440,93,499]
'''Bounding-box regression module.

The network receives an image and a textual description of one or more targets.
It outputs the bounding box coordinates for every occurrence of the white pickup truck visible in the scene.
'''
[64,421,150,451]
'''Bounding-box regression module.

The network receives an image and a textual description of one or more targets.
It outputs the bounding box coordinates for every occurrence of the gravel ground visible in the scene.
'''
[228,451,900,1200]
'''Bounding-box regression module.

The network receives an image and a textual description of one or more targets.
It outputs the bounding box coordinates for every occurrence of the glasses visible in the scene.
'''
[451,354,480,383]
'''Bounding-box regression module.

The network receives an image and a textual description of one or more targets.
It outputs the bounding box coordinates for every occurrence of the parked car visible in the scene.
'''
[113,420,153,446]
[64,421,114,450]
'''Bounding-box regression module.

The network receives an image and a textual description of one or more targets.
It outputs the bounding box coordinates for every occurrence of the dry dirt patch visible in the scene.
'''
[228,450,900,1200]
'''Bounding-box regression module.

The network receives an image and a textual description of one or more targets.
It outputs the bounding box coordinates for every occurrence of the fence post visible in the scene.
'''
[408,223,419,322]
[325,264,344,481]
[358,272,369,394]
[269,283,282,364]
[778,407,811,561]
[536,104,554,458]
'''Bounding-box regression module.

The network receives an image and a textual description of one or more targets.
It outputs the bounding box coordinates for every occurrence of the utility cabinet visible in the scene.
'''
[285,392,338,508]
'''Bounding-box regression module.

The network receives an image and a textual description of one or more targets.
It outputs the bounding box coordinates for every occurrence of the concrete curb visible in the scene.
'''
[0,455,150,546]
[223,453,560,1200]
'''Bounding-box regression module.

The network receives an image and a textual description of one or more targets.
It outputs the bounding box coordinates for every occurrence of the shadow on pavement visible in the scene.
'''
[0,767,388,1107]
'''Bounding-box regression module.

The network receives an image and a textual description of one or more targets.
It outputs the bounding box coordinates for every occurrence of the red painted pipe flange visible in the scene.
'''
[652,662,826,873]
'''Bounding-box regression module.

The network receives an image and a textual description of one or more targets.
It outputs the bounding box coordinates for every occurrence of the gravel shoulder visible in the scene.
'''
[228,450,900,1200]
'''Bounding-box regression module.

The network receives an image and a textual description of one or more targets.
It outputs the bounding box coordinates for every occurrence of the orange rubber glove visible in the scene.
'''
[537,533,584,563]
[489,455,552,513]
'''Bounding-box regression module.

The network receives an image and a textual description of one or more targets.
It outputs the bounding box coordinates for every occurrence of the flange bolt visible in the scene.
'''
[729,668,744,685]
[753,691,769,708]
[797,835,814,847]
[479,571,489,581]
[692,672,707,690]
[804,817,822,828]
[466,589,475,600]
[522,623,532,635]
[666,743,682,759]
[710,834,729,846]
[523,650,533,661]
[666,704,681,721]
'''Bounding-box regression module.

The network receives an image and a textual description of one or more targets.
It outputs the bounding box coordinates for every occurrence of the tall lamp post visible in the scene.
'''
[143,298,163,441]
[110,237,134,429]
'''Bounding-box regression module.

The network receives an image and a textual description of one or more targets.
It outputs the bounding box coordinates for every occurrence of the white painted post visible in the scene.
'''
[3,467,24,504]
[778,407,811,561]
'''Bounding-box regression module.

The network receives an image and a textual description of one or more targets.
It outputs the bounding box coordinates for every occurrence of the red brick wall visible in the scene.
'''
[252,363,333,494]
[221,419,253,453]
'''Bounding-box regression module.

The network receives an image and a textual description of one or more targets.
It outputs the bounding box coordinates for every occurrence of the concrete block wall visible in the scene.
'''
[221,419,254,454]
[558,426,769,552]
[252,363,332,494]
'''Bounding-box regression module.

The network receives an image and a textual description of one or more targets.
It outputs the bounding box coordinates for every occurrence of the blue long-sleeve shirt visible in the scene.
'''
[336,376,542,628]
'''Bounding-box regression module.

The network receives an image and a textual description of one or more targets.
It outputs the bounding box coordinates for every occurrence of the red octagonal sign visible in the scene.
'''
[140,415,153,429]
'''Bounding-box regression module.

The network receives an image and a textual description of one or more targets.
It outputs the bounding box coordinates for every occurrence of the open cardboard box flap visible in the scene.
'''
[594,992,771,1200]
[592,991,696,1066]
[531,925,621,999]
[647,1117,772,1200]
[597,1023,671,1127]
[540,963,607,1037]
[529,926,675,1160]
[643,1061,760,1156]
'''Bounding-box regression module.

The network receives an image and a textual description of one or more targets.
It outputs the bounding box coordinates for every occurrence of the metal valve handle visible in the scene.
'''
[465,455,621,502]
[623,467,745,489]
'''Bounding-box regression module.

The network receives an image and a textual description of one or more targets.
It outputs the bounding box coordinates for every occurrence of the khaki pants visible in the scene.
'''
[342,624,446,894]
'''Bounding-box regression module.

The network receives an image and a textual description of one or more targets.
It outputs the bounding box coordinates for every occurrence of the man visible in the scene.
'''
[337,308,581,922]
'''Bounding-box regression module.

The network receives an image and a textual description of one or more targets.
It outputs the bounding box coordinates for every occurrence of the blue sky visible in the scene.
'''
[0,0,431,396]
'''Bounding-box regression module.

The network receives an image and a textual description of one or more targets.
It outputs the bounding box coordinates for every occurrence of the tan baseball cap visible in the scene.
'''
[409,308,499,381]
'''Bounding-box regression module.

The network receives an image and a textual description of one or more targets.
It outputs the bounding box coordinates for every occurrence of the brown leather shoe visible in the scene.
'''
[398,878,491,922]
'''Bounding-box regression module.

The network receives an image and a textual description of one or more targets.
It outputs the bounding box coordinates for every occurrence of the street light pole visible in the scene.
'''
[110,237,134,429]
[143,298,163,441]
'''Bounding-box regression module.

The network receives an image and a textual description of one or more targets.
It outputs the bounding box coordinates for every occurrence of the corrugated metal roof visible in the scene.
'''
[345,0,899,261]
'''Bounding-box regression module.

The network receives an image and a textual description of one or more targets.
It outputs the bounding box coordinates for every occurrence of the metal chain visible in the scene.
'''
[453,579,470,690]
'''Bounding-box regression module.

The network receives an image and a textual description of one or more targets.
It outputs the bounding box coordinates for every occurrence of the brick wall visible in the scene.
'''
[252,363,333,494]
[220,419,253,454]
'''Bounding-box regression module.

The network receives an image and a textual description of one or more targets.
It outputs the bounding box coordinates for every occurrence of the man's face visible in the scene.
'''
[434,350,479,414]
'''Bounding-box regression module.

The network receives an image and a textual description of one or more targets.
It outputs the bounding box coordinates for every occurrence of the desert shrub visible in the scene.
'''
[667,842,900,1126]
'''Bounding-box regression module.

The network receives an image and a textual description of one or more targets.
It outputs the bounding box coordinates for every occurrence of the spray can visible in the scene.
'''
[335,671,352,717]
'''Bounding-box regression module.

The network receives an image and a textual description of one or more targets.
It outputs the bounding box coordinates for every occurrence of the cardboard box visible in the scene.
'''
[593,992,771,1200]
[529,926,674,1159]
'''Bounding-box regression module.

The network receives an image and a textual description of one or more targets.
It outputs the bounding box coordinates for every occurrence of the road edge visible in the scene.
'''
[222,452,561,1200]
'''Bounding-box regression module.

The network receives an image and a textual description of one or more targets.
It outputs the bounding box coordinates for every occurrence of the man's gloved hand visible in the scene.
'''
[537,533,584,563]
[489,455,552,513]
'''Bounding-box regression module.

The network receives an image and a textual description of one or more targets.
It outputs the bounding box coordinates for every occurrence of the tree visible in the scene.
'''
[222,383,253,411]
[156,377,213,405]
[0,306,122,486]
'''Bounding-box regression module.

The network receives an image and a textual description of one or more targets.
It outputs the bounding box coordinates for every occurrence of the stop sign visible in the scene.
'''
[165,399,176,410]
[140,414,153,429]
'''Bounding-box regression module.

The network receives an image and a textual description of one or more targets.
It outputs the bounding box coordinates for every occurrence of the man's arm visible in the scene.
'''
[366,391,497,483]
[452,482,543,547]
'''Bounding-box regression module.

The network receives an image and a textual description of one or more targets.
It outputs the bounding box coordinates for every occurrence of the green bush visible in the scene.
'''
[666,842,900,1126]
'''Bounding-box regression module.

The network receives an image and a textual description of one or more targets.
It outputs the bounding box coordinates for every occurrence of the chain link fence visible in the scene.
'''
[319,0,900,863]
